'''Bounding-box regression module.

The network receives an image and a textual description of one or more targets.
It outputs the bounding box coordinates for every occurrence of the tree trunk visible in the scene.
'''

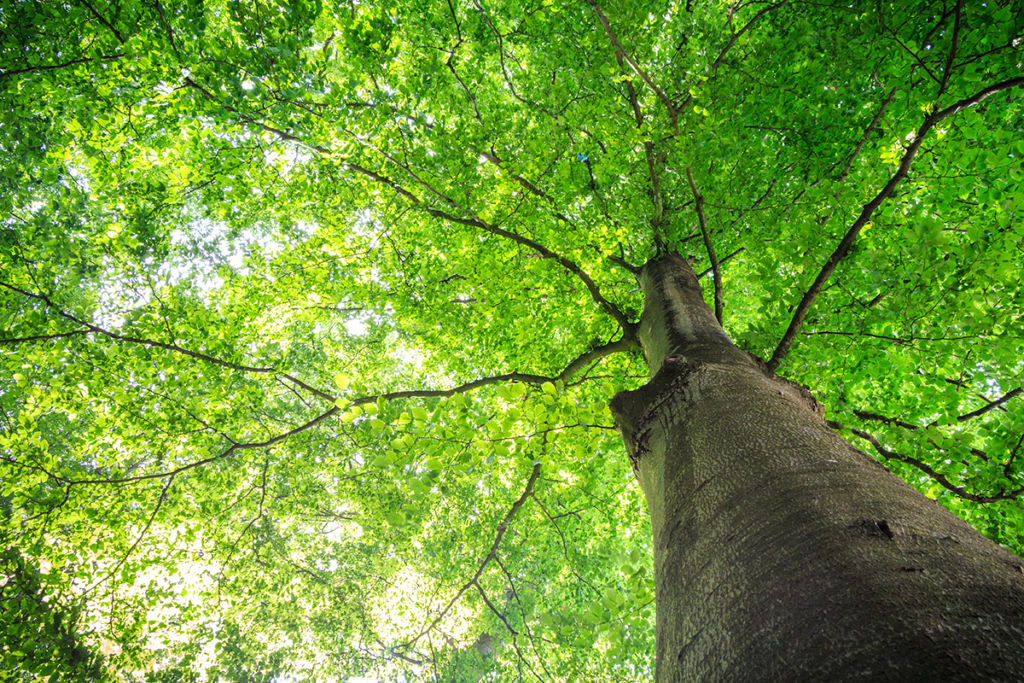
[610,253,1024,681]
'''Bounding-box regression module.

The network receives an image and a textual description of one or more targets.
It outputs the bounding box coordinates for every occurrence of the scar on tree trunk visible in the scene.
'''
[611,253,1024,682]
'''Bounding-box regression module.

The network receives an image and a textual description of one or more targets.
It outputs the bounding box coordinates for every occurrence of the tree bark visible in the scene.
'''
[610,253,1024,681]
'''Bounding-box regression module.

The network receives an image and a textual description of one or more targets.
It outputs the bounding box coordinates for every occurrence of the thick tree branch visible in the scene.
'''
[929,76,1024,122]
[956,388,1022,423]
[46,336,632,487]
[767,76,1024,370]
[345,336,635,409]
[853,410,920,431]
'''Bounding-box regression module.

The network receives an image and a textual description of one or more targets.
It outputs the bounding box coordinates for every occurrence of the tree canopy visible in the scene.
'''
[1,0,1022,679]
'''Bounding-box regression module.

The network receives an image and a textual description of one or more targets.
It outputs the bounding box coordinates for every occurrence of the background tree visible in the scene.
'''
[1,0,1022,679]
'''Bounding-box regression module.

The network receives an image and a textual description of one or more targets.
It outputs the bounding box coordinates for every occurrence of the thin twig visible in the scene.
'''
[697,247,744,278]
[83,474,175,595]
[848,427,1024,504]
[0,330,88,344]
[78,0,125,43]
[937,0,962,96]
[686,167,723,324]
[834,87,898,183]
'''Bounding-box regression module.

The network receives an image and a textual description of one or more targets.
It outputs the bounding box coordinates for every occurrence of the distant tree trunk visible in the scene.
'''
[610,253,1024,681]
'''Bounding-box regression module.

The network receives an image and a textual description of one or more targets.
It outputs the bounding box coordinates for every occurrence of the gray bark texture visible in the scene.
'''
[610,253,1024,682]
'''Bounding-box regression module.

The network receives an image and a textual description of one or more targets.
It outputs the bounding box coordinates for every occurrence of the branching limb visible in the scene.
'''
[853,410,920,431]
[2,279,339,404]
[587,0,677,123]
[399,462,542,650]
[530,492,599,594]
[52,336,633,487]
[84,474,175,595]
[186,74,634,332]
[0,279,275,374]
[610,47,668,250]
[473,580,545,683]
[710,1,788,73]
[346,335,635,410]
[78,0,125,43]
[360,154,636,332]
[851,409,989,462]
[832,87,898,183]
[494,556,556,679]
[280,374,336,403]
[473,580,515,635]
[767,76,1024,371]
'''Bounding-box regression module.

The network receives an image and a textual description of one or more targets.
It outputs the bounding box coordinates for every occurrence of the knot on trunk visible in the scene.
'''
[610,355,700,474]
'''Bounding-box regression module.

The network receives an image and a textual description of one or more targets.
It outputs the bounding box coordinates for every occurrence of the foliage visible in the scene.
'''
[1,0,1022,679]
